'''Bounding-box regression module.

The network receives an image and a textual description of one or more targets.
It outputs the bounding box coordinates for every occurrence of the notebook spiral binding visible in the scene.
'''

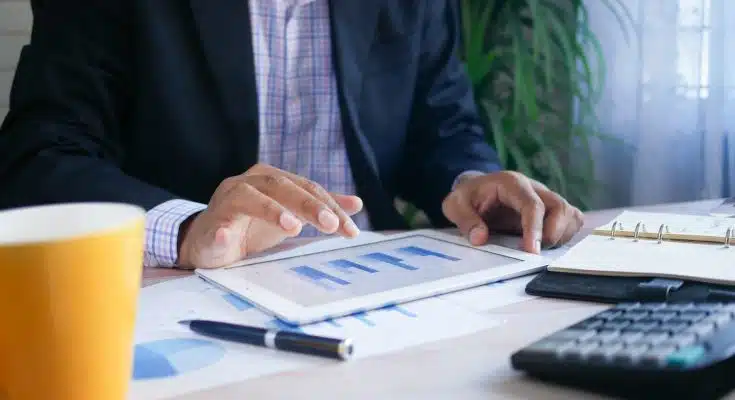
[608,220,735,247]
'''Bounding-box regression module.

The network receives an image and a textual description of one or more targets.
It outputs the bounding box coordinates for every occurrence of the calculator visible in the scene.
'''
[510,302,735,399]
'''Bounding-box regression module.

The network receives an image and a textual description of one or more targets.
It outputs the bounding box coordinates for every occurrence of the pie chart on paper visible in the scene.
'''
[132,338,226,380]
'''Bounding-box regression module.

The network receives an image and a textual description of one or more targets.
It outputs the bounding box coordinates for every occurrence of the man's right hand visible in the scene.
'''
[178,163,363,269]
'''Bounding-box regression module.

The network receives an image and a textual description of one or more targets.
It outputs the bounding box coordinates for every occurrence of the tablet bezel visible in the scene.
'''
[195,230,548,325]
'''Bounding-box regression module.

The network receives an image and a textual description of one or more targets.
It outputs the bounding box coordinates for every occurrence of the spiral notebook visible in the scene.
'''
[547,210,735,286]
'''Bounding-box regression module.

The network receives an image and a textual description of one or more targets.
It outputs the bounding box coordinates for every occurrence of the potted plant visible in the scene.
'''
[459,0,633,210]
[399,0,633,226]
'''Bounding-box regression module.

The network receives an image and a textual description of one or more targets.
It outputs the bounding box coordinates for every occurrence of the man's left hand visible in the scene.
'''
[442,171,584,254]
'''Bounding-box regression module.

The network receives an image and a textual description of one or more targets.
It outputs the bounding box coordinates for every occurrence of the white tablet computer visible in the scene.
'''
[195,229,548,325]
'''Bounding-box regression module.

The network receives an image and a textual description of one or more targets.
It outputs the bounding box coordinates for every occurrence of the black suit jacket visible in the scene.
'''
[0,0,501,230]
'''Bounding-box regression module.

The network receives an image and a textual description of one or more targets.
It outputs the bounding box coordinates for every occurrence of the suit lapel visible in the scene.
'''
[329,1,408,230]
[189,0,259,171]
[328,0,380,173]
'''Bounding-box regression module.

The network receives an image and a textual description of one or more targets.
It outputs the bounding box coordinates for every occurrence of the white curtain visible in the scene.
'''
[584,0,735,209]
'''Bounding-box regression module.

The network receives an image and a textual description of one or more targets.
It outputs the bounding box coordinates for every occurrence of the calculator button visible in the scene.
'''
[656,321,689,334]
[693,303,723,313]
[624,320,659,333]
[678,311,708,323]
[618,331,644,344]
[547,329,596,342]
[701,312,732,327]
[572,318,604,330]
[666,345,706,368]
[596,329,620,342]
[562,341,600,361]
[670,332,698,348]
[623,310,650,321]
[522,339,571,357]
[626,342,651,354]
[666,303,695,312]
[602,318,631,330]
[612,344,649,365]
[651,311,677,322]
[598,310,622,319]
[614,302,641,311]
[639,345,678,367]
[720,303,735,314]
[639,303,667,311]
[642,332,670,345]
[587,342,624,363]
[685,323,715,339]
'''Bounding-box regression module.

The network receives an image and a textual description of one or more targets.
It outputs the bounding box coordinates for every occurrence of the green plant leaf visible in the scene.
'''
[481,99,509,167]
[458,0,630,210]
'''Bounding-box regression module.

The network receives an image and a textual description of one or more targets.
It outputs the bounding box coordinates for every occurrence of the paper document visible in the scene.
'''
[130,274,497,399]
[129,231,509,399]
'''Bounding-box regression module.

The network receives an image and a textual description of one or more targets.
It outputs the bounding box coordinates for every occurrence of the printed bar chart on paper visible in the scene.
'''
[130,274,498,400]
[231,235,525,307]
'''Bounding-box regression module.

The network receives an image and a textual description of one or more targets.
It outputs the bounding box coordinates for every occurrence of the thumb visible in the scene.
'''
[194,225,242,268]
[442,194,489,246]
[186,215,247,269]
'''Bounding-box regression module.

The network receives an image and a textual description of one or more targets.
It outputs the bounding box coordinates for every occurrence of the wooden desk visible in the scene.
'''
[142,198,731,400]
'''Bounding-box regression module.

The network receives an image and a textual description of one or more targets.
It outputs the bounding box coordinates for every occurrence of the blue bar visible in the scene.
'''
[398,245,460,261]
[393,306,417,317]
[221,293,254,311]
[361,252,418,270]
[269,319,302,333]
[379,303,418,317]
[352,311,376,326]
[327,259,378,274]
[291,265,350,286]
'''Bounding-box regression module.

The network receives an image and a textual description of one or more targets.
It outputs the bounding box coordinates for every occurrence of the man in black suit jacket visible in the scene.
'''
[0,0,583,268]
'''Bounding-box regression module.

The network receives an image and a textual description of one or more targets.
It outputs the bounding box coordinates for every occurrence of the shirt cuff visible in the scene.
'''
[144,199,207,267]
[452,170,486,190]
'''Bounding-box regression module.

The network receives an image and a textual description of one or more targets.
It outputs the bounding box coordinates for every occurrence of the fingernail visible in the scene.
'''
[279,212,301,231]
[469,226,485,245]
[533,232,542,253]
[214,227,229,245]
[318,209,339,230]
[344,219,360,237]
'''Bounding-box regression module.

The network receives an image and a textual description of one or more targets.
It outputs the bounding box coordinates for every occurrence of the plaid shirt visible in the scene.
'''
[144,0,369,267]
[144,0,482,267]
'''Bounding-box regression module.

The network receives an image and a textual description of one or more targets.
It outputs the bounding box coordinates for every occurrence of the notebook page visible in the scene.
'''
[592,211,735,244]
[548,234,735,285]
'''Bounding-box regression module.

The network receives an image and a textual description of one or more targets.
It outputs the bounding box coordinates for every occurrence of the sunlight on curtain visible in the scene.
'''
[584,0,735,209]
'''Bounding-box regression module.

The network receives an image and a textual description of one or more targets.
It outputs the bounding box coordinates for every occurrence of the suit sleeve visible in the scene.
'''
[0,0,177,211]
[397,0,503,227]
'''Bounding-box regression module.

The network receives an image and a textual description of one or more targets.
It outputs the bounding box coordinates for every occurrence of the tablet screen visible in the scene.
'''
[225,234,524,307]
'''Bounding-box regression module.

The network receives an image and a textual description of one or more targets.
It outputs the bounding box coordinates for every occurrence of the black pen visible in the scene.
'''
[178,319,354,361]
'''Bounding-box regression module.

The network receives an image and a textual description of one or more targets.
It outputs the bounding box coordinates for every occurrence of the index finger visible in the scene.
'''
[496,174,545,253]
[294,178,360,238]
[244,165,360,237]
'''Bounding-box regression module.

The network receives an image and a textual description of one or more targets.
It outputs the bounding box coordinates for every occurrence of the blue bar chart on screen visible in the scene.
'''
[221,234,527,309]
[287,244,461,290]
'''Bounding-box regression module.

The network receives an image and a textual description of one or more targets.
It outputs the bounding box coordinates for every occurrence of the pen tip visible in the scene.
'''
[177,320,191,326]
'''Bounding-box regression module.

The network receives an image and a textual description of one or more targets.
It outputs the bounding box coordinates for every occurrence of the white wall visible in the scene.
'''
[0,0,32,121]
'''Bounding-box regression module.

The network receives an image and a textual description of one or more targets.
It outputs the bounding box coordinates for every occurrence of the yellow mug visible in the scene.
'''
[0,202,145,400]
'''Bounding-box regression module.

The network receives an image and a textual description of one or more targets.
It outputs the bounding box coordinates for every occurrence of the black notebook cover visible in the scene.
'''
[525,270,735,303]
